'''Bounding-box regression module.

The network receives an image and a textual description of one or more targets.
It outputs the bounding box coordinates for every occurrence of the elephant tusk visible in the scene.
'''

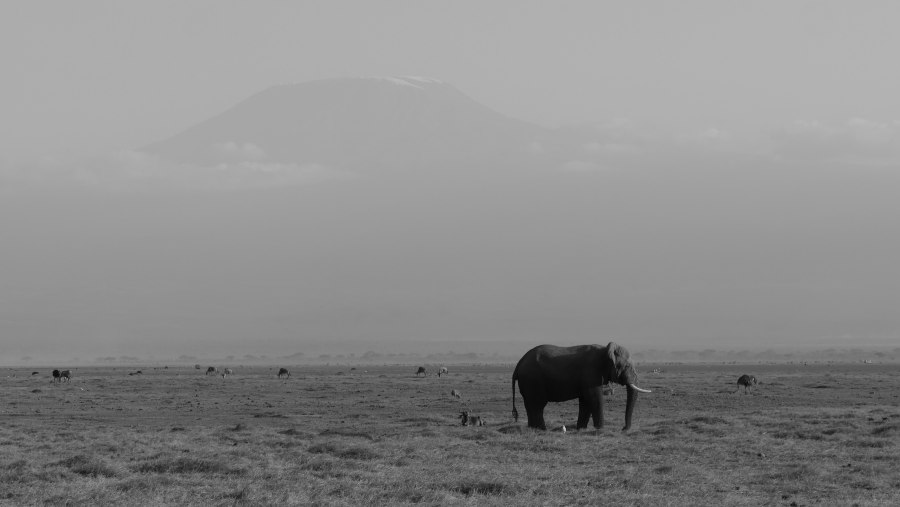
[629,384,651,393]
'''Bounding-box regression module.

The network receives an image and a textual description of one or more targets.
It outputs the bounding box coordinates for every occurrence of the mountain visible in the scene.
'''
[143,76,556,171]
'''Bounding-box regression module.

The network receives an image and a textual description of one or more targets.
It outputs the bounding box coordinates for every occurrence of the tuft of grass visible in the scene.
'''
[133,456,243,475]
[689,415,729,425]
[871,423,900,437]
[115,475,175,492]
[449,480,513,497]
[307,441,380,460]
[56,454,124,478]
[319,428,377,441]
[495,424,524,434]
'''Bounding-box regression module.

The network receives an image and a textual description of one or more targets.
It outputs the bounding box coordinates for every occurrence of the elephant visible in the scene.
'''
[511,342,650,431]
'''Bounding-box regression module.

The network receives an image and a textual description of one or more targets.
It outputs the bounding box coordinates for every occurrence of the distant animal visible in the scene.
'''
[438,367,449,377]
[205,367,218,376]
[450,389,462,399]
[736,374,757,394]
[59,370,71,382]
[31,371,39,376]
[277,368,291,379]
[459,411,485,426]
[222,368,234,378]
[194,364,201,370]
[416,367,427,377]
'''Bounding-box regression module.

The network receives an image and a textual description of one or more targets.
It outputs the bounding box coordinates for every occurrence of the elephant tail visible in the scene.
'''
[511,368,519,422]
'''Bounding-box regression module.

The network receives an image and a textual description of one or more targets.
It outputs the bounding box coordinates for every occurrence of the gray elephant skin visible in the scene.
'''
[511,342,650,431]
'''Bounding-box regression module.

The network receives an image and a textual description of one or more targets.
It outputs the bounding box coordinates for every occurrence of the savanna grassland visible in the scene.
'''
[1,361,898,506]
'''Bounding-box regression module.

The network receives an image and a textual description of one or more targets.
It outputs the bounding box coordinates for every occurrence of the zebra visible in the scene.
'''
[221,368,234,378]
[438,367,449,377]
[277,368,291,379]
[450,389,462,399]
[736,374,757,394]
[416,366,427,377]
[205,367,218,376]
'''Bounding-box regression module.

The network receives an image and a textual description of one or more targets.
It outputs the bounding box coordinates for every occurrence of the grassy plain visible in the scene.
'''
[1,361,898,506]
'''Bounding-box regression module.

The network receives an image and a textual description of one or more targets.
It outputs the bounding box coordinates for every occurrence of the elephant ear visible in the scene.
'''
[606,341,629,376]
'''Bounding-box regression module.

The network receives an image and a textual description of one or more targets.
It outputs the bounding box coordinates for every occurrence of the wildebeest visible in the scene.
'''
[277,368,291,379]
[51,369,61,383]
[459,411,485,426]
[450,389,462,399]
[416,366,427,377]
[438,366,449,377]
[205,367,218,376]
[736,374,757,394]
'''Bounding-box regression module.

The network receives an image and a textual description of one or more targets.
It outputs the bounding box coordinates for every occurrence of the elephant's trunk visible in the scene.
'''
[623,385,638,431]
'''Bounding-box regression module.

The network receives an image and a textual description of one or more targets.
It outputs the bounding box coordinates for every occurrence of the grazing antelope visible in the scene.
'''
[438,367,449,377]
[205,367,218,376]
[416,366,427,377]
[735,374,757,394]
[221,368,234,378]
[459,411,485,426]
[277,368,291,379]
[450,389,462,399]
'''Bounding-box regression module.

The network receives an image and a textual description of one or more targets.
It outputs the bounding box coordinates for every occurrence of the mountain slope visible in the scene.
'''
[143,76,553,171]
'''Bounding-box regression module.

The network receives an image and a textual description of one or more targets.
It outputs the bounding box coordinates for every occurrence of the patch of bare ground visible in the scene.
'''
[0,363,897,505]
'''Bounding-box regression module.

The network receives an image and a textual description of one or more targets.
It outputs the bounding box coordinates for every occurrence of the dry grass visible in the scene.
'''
[0,363,898,505]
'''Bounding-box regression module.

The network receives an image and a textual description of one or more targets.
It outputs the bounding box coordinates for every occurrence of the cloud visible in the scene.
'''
[0,150,353,193]
[582,142,637,155]
[770,118,900,164]
[557,160,619,173]
[213,142,267,161]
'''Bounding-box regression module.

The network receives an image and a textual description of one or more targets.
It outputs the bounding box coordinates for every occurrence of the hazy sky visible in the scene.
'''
[3,2,900,364]
[4,1,900,161]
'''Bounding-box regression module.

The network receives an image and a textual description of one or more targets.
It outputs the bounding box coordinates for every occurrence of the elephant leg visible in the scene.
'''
[577,397,591,429]
[524,398,547,430]
[589,388,604,429]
